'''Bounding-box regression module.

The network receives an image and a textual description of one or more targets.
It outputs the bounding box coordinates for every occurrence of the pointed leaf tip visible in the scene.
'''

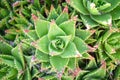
[66,0,70,4]
[32,14,38,21]
[71,15,78,21]
[63,6,68,13]
[50,5,54,11]
[24,29,30,33]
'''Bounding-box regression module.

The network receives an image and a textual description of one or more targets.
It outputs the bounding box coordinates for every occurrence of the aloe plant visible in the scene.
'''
[66,0,120,29]
[21,6,88,79]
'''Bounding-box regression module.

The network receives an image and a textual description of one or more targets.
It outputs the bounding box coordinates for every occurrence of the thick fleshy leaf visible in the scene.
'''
[73,37,88,54]
[23,67,31,80]
[103,0,120,13]
[87,1,100,15]
[75,29,94,40]
[33,35,49,54]
[48,21,66,40]
[0,40,13,54]
[35,49,49,62]
[12,45,25,68]
[56,6,69,25]
[0,55,14,67]
[62,76,73,80]
[102,30,112,42]
[91,13,112,26]
[104,42,115,54]
[67,0,89,15]
[97,2,111,11]
[111,5,120,20]
[59,20,75,40]
[47,6,59,21]
[85,58,97,70]
[50,56,69,71]
[61,42,82,58]
[67,58,76,70]
[76,70,89,80]
[80,14,98,29]
[34,19,50,38]
[23,30,38,41]
[83,62,106,79]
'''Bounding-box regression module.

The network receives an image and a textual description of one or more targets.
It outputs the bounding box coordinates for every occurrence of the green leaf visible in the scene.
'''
[47,6,59,21]
[23,67,31,80]
[104,42,115,54]
[87,1,100,15]
[83,62,106,79]
[6,68,18,80]
[33,0,40,9]
[12,45,25,68]
[76,70,89,80]
[56,8,69,25]
[35,49,49,62]
[62,76,73,80]
[75,29,92,40]
[80,14,98,29]
[0,55,14,67]
[111,5,120,20]
[59,20,75,40]
[34,19,50,38]
[0,40,13,54]
[61,42,82,58]
[23,30,39,41]
[48,21,66,40]
[103,0,120,13]
[34,35,49,54]
[50,56,69,71]
[102,30,112,42]
[67,58,76,70]
[67,0,89,15]
[91,13,112,26]
[73,37,88,54]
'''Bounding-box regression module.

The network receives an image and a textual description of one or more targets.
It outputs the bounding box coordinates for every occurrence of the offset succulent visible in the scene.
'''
[0,38,32,80]
[76,59,106,80]
[97,29,120,79]
[67,0,120,29]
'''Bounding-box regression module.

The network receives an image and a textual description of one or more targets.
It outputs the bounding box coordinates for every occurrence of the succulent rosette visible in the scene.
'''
[22,9,88,78]
[67,0,120,29]
[97,29,120,79]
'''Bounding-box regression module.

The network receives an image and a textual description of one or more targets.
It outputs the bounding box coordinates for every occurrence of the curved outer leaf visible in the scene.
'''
[59,20,75,40]
[35,49,49,62]
[0,40,13,54]
[23,30,39,41]
[34,35,49,54]
[12,45,25,68]
[48,21,66,40]
[50,56,69,71]
[91,13,112,26]
[103,0,120,13]
[47,6,59,21]
[66,0,89,15]
[0,55,14,67]
[56,7,69,25]
[80,14,98,29]
[111,5,120,20]
[61,42,82,58]
[73,37,88,54]
[83,62,106,79]
[34,19,50,38]
[87,1,100,15]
